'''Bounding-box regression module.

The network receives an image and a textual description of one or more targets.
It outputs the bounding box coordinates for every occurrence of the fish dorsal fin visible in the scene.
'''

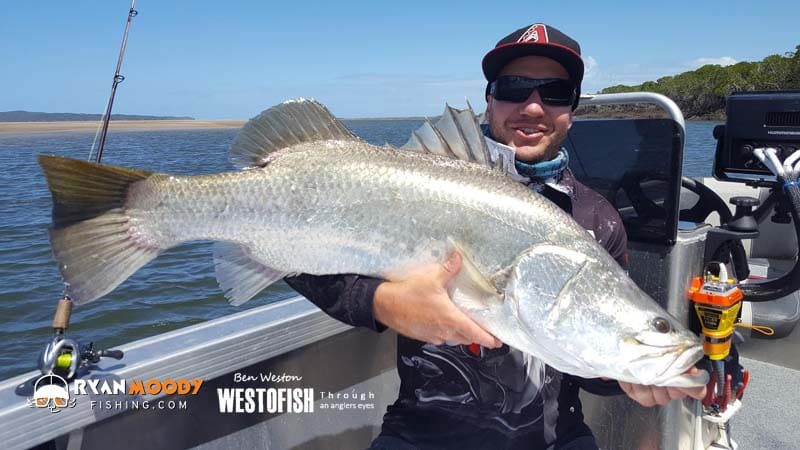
[229,98,361,169]
[401,104,492,168]
[402,118,456,158]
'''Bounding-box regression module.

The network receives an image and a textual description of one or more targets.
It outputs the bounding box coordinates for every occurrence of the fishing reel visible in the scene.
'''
[38,296,123,380]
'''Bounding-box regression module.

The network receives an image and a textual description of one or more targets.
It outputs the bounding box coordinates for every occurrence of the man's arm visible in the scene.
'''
[570,376,623,396]
[371,252,501,347]
[284,274,386,331]
[285,252,501,348]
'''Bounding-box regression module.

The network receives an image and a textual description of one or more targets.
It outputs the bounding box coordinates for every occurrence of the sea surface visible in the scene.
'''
[0,120,719,380]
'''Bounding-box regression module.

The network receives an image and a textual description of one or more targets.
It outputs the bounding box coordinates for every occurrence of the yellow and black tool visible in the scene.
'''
[688,276,743,361]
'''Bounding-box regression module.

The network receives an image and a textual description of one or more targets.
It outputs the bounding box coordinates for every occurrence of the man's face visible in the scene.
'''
[486,56,574,163]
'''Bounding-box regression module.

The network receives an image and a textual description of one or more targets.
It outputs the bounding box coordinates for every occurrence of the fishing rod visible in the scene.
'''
[38,2,138,379]
[93,0,138,163]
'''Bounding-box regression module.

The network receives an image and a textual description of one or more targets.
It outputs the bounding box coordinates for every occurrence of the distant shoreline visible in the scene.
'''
[0,113,724,135]
[343,116,428,121]
[0,117,434,134]
[0,120,246,133]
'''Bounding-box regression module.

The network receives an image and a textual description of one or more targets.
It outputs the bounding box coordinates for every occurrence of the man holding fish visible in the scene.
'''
[285,23,707,449]
[38,20,709,450]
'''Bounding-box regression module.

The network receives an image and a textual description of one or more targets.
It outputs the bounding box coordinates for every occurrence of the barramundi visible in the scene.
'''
[38,99,707,387]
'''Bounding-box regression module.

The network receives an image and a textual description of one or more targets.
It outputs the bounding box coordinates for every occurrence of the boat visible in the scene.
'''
[0,91,798,450]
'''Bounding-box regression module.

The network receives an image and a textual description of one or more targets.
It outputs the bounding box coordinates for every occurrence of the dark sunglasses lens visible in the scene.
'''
[492,77,574,106]
[492,80,534,102]
[538,80,575,106]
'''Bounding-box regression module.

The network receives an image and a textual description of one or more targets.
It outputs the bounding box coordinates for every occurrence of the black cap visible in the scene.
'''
[482,24,583,108]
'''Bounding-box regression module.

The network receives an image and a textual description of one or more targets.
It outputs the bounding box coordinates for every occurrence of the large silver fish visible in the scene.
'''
[38,99,707,387]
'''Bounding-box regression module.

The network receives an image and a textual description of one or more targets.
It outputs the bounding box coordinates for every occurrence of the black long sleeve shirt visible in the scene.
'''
[285,169,629,450]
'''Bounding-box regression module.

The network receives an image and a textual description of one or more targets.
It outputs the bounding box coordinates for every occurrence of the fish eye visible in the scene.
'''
[651,317,671,334]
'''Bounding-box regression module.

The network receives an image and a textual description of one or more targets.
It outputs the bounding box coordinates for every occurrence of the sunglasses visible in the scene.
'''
[490,76,577,106]
[35,396,68,408]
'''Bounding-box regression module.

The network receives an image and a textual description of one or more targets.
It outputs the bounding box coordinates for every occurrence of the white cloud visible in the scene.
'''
[583,55,599,80]
[690,56,738,69]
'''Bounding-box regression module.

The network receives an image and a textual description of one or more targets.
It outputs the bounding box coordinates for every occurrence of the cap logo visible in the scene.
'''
[518,24,549,44]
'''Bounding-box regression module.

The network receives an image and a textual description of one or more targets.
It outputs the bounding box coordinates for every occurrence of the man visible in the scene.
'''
[286,23,705,449]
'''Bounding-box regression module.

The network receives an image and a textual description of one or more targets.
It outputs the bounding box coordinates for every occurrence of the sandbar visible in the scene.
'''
[0,120,246,133]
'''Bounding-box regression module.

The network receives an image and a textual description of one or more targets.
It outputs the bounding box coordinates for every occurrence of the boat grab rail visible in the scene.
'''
[0,296,347,450]
[580,92,686,134]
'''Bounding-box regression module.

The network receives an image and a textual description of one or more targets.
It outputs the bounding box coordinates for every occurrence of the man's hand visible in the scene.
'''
[618,367,707,407]
[373,251,502,348]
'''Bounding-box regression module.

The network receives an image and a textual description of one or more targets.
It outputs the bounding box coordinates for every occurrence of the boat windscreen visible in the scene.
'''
[565,118,684,245]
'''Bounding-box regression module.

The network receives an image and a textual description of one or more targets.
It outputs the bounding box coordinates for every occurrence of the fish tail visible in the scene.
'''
[38,155,160,304]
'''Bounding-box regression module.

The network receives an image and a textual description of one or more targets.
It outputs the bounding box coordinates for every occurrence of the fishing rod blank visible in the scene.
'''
[95,0,138,163]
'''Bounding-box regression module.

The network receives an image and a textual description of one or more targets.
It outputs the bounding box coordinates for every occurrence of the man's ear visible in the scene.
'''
[485,96,494,121]
[566,110,574,131]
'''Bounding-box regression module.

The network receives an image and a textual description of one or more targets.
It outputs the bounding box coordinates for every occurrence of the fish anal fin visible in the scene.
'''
[213,242,289,305]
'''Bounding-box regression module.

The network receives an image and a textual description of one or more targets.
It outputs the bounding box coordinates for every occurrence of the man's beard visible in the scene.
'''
[488,120,565,163]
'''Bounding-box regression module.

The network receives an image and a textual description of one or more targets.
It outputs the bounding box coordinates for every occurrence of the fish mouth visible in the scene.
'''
[632,336,694,349]
[629,338,705,385]
[654,343,705,385]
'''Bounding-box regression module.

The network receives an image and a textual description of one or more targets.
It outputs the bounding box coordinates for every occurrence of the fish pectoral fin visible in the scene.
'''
[445,238,503,310]
[213,242,289,306]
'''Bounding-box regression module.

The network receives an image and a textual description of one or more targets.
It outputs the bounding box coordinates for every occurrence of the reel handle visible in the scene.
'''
[99,349,124,360]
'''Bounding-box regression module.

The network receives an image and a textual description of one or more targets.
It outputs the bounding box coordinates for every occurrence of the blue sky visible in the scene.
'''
[1,0,798,119]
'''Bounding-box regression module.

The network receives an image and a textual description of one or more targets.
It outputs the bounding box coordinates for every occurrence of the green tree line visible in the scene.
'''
[598,45,800,119]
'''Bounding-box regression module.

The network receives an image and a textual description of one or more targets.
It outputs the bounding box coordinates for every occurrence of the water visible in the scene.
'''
[0,119,719,380]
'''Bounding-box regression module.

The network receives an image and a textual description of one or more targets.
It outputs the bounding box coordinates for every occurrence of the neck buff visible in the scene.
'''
[481,124,570,183]
[514,148,570,181]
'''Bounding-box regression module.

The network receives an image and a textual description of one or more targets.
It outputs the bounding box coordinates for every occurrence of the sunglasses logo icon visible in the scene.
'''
[29,374,76,413]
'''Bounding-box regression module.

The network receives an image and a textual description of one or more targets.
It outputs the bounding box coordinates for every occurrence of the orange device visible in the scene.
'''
[688,276,743,361]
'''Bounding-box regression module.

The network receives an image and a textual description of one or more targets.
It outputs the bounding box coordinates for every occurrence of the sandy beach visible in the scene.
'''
[0,120,246,133]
